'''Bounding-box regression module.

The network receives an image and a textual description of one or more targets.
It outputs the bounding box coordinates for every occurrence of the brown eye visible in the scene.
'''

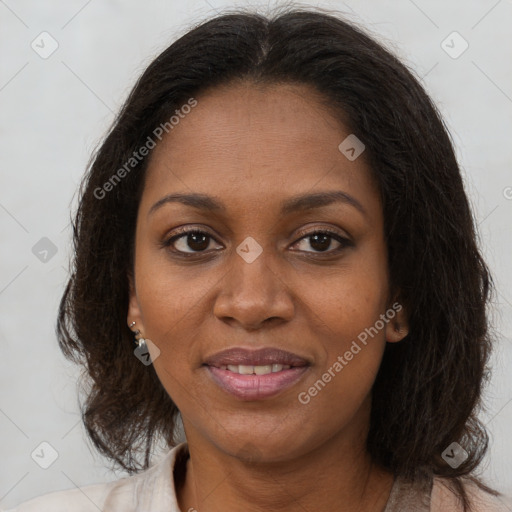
[163,229,221,255]
[292,230,352,254]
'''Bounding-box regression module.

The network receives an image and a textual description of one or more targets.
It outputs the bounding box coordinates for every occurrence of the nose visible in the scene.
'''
[212,243,295,331]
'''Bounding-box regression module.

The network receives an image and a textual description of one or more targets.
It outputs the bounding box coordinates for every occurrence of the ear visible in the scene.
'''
[127,271,144,332]
[385,299,409,343]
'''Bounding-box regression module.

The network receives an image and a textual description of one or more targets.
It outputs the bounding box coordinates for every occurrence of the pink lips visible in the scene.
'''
[203,347,311,400]
[206,366,309,400]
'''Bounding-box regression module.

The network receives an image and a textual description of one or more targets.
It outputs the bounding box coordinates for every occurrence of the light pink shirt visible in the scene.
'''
[4,442,511,511]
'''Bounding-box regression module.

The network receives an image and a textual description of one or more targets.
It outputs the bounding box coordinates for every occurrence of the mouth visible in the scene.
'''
[203,347,311,400]
[214,363,295,375]
[203,346,310,368]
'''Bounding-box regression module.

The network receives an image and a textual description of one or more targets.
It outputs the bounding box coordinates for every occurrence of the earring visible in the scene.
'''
[129,321,147,349]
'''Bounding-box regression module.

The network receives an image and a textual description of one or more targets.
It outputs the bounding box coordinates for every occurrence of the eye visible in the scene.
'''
[291,229,352,254]
[162,228,221,255]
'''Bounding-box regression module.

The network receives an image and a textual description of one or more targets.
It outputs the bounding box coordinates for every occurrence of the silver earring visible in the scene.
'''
[129,321,147,349]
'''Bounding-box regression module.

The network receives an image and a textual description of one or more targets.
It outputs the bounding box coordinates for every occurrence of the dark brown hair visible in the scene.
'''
[57,6,499,510]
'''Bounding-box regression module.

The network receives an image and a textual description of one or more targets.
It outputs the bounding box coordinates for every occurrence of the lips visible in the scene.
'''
[203,347,311,400]
[203,347,310,368]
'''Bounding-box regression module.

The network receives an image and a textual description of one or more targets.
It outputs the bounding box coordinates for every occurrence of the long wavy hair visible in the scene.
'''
[57,7,498,510]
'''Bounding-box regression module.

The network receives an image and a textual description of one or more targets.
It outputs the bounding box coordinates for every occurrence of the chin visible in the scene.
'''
[214,430,309,464]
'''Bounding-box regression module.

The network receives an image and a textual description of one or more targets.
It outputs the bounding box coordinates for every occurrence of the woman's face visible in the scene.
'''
[128,81,408,462]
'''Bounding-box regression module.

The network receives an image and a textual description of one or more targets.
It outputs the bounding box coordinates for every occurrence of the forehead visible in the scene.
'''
[140,81,379,219]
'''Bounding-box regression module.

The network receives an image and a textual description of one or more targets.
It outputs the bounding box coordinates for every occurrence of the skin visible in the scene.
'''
[128,81,409,512]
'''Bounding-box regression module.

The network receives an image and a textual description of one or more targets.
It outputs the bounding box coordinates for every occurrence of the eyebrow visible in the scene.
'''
[148,190,367,218]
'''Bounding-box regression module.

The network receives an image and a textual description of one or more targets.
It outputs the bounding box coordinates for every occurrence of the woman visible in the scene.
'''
[6,7,511,512]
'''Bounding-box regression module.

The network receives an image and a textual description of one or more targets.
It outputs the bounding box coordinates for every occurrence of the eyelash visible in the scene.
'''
[160,226,353,258]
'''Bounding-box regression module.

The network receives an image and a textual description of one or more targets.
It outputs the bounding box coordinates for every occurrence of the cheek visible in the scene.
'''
[301,253,389,404]
[306,252,389,341]
[295,286,387,433]
[132,249,204,387]
[134,240,213,339]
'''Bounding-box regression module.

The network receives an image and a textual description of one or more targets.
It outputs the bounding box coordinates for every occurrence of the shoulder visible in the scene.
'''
[430,475,512,512]
[2,480,126,512]
[3,443,188,512]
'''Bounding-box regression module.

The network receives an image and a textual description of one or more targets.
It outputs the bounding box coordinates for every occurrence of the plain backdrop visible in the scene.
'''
[1,0,511,509]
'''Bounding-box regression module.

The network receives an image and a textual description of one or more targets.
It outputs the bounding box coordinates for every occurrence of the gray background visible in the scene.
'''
[1,0,511,509]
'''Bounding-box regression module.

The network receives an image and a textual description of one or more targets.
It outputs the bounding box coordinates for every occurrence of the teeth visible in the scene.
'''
[223,364,291,375]
[254,365,272,375]
[238,365,254,375]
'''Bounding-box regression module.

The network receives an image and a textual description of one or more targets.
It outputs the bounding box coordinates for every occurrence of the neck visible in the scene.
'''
[175,401,394,512]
